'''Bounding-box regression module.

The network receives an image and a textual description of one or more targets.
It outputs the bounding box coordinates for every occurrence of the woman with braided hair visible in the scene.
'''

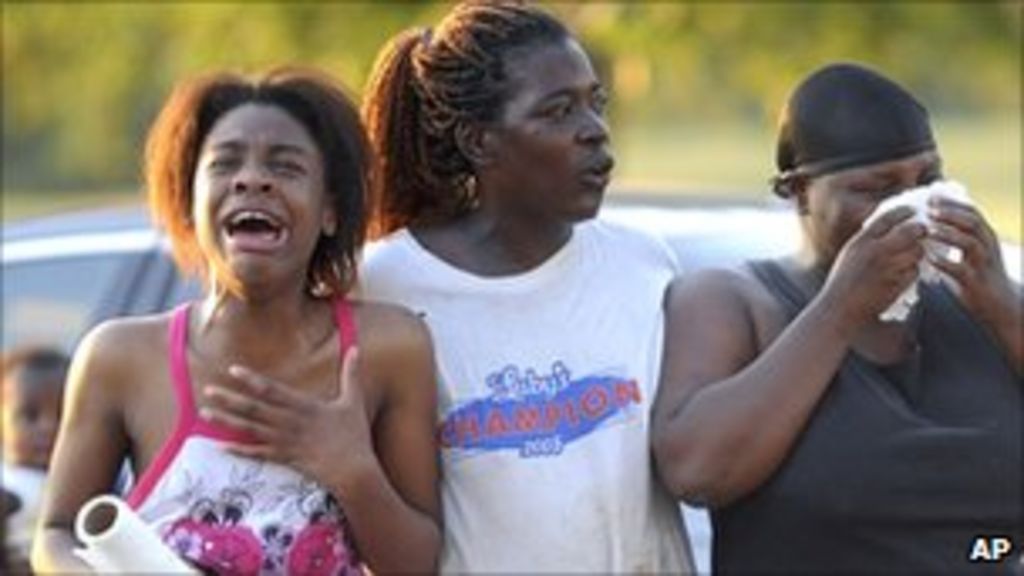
[167,1,692,569]
[181,2,694,572]
[355,1,693,572]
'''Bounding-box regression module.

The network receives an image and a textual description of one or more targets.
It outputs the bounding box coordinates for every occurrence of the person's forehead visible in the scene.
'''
[204,103,317,152]
[502,39,595,102]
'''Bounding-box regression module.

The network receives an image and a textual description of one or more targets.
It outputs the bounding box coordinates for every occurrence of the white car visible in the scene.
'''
[3,198,1018,574]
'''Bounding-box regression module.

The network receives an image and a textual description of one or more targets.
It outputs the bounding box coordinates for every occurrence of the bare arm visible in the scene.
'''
[32,324,133,573]
[652,209,926,508]
[651,270,851,508]
[928,197,1023,375]
[332,309,441,573]
[986,285,1024,375]
[202,305,441,574]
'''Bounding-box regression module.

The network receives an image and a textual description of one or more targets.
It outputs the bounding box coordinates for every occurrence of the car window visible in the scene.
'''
[2,253,129,352]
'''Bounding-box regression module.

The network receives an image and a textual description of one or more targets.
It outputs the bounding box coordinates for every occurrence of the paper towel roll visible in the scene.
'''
[73,494,196,574]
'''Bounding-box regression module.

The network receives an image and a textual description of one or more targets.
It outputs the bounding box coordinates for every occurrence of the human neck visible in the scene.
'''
[790,245,831,289]
[195,289,333,372]
[416,208,574,277]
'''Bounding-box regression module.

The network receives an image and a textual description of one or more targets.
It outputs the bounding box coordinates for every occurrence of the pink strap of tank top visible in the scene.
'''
[128,300,357,508]
[126,303,194,507]
[334,298,357,355]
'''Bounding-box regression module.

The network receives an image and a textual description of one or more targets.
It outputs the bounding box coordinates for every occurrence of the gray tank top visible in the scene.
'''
[712,260,1022,574]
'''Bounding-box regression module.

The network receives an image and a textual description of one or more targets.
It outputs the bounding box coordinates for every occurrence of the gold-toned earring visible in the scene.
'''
[322,225,337,239]
[310,281,332,298]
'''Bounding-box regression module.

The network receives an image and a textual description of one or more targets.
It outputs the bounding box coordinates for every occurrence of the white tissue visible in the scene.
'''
[73,495,196,574]
[860,180,972,322]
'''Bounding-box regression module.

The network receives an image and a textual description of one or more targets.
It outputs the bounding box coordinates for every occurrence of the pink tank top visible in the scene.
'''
[126,301,363,576]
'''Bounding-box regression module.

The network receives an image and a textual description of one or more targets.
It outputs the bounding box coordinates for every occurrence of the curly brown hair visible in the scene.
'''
[145,67,369,296]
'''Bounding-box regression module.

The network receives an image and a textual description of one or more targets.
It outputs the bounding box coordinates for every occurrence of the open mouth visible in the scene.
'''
[224,209,288,252]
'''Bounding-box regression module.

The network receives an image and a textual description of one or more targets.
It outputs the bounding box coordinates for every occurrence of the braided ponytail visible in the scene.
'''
[363,29,429,237]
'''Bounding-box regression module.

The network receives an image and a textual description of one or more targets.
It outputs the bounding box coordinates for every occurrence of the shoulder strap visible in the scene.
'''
[333,298,358,355]
[168,303,198,418]
[747,259,812,320]
[125,303,196,508]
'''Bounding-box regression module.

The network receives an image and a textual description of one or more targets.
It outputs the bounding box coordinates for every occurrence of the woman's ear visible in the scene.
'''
[791,175,811,216]
[773,172,811,215]
[455,121,495,170]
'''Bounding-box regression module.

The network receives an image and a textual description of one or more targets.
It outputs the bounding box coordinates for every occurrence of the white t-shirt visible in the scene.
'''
[359,219,693,574]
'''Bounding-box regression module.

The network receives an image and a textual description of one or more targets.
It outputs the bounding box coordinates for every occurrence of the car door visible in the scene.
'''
[2,249,150,353]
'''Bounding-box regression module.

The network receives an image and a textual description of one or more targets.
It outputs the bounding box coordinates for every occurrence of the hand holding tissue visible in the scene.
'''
[860,180,971,321]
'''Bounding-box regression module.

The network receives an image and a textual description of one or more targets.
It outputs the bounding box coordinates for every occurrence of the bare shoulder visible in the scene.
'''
[348,300,432,370]
[667,265,787,351]
[668,266,764,312]
[75,313,171,378]
[349,300,436,409]
[65,311,175,420]
[350,300,432,356]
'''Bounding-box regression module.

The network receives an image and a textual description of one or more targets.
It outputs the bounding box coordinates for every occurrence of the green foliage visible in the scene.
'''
[557,1,1020,121]
[2,0,1021,206]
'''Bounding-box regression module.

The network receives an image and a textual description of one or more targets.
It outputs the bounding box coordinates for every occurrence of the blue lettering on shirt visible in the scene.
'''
[438,362,642,459]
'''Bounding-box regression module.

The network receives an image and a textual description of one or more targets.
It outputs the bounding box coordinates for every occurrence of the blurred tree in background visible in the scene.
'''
[2,1,1021,219]
[3,3,447,190]
[566,2,1020,118]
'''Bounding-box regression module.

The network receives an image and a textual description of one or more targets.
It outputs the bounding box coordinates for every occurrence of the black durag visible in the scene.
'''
[774,63,935,189]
